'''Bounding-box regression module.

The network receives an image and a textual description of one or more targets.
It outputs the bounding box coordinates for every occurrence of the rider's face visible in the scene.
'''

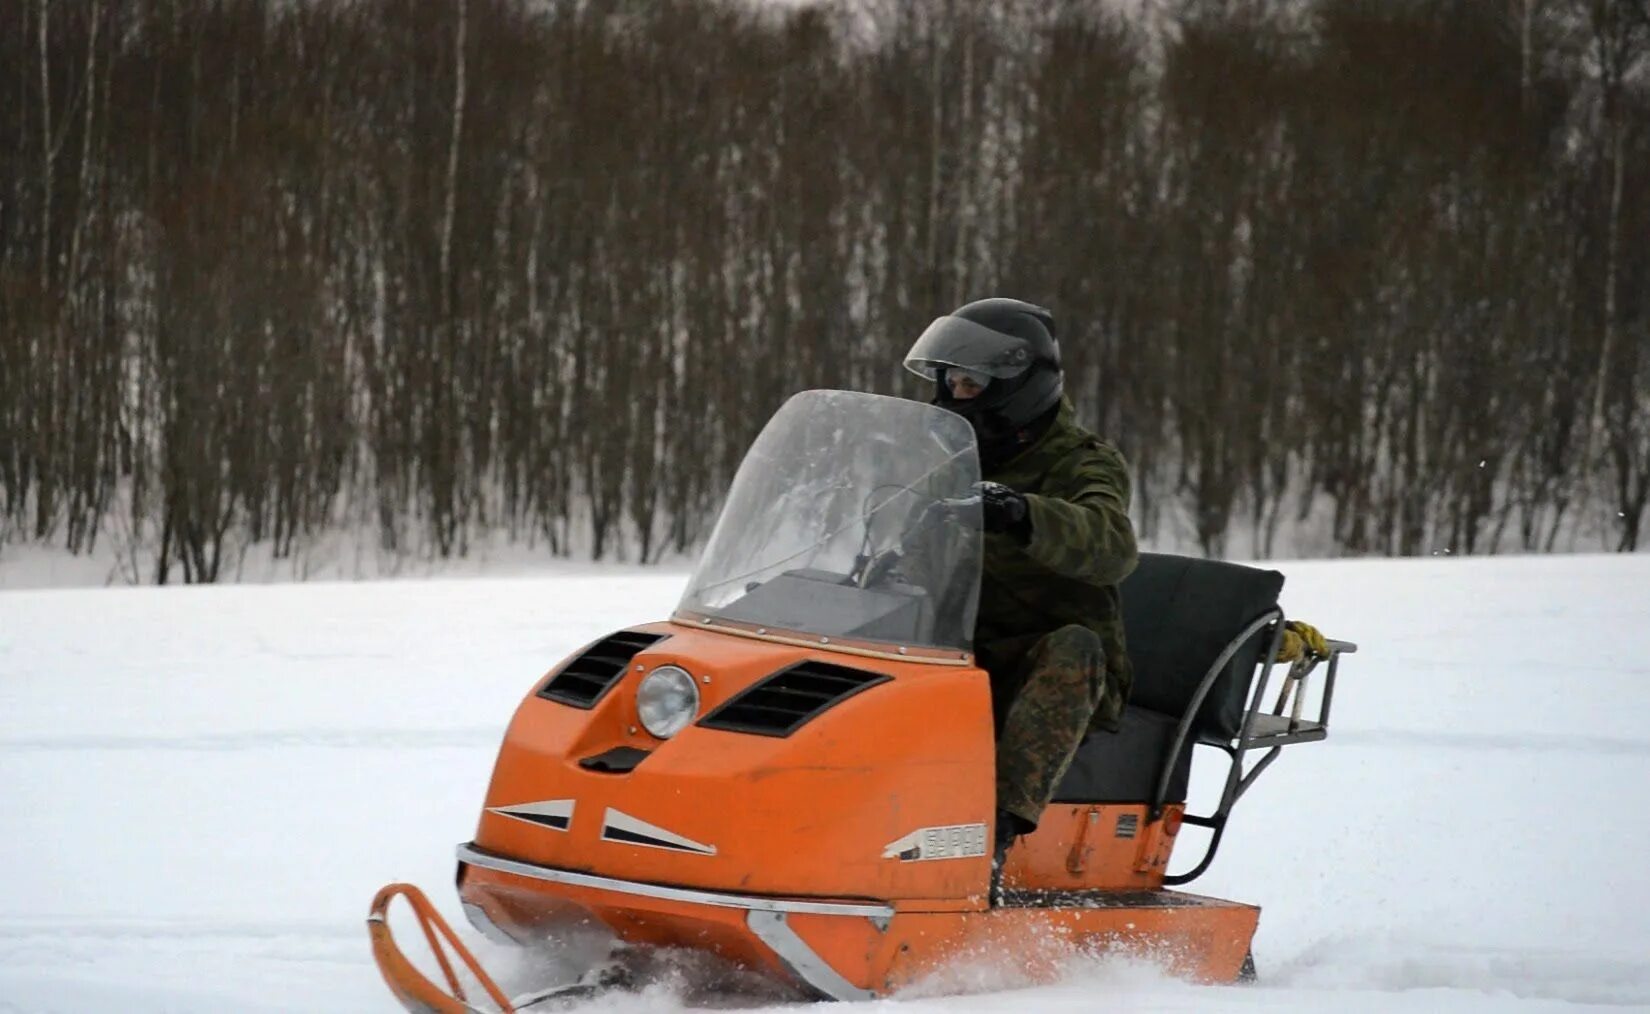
[947,373,986,400]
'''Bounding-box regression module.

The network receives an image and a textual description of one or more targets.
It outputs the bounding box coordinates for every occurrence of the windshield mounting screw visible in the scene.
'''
[898,646,908,655]
[820,636,830,644]
[757,628,767,635]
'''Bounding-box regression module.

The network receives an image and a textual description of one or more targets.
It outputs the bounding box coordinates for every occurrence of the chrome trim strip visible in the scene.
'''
[747,910,876,1001]
[456,843,894,919]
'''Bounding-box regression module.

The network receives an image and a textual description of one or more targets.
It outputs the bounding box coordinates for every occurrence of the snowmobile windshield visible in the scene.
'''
[676,390,983,659]
[902,315,1034,381]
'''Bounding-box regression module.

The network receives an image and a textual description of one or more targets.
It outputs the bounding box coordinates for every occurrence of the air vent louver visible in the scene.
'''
[698,660,891,737]
[537,630,667,709]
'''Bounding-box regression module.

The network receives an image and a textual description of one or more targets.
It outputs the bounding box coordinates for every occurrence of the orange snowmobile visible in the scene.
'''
[368,390,1355,1010]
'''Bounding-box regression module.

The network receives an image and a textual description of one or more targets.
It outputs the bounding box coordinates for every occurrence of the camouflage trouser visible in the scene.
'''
[991,624,1108,829]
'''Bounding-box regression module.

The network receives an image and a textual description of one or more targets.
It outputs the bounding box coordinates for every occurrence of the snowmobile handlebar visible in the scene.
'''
[909,492,983,531]
[852,493,980,588]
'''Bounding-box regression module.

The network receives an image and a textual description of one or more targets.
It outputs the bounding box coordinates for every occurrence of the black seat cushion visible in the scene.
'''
[1052,706,1192,804]
[1121,554,1285,742]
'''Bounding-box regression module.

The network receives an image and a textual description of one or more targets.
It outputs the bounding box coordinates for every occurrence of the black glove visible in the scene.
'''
[974,481,1031,542]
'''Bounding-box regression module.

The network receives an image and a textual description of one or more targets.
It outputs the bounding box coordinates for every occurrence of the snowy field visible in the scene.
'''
[2,555,1649,1012]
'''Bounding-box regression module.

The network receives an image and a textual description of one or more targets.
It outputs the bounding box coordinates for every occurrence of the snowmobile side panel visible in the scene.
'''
[1004,803,1185,891]
[872,897,1259,990]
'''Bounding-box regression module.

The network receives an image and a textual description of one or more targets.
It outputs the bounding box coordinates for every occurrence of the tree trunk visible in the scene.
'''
[1583,117,1625,494]
[66,1,98,295]
[37,0,52,295]
[439,0,467,314]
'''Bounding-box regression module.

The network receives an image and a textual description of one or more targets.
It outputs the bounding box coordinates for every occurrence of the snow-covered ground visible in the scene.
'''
[2,555,1648,1012]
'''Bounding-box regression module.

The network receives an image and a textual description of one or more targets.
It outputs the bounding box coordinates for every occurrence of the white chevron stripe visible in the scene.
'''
[488,798,574,828]
[602,808,716,855]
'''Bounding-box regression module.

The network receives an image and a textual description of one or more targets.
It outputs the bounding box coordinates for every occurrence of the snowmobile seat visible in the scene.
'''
[1122,553,1286,744]
[1052,705,1193,804]
[1050,552,1355,884]
[1052,553,1284,806]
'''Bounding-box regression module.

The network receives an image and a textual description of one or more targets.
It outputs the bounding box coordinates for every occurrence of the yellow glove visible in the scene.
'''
[1276,620,1330,662]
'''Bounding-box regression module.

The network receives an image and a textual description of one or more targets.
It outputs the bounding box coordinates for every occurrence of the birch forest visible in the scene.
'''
[2,0,1647,582]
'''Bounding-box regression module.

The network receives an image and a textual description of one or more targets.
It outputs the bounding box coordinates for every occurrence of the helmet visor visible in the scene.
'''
[902,316,1034,382]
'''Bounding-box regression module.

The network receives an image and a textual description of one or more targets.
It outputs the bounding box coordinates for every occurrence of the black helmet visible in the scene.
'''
[903,297,1064,463]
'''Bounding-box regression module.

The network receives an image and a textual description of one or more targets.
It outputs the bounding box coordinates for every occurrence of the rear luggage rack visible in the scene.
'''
[698,660,890,737]
[1157,618,1355,885]
[538,631,668,709]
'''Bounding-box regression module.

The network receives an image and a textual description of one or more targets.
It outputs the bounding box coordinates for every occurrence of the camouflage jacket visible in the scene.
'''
[974,398,1138,731]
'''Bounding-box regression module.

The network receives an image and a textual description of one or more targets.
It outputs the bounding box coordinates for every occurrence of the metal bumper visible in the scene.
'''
[455,842,889,1000]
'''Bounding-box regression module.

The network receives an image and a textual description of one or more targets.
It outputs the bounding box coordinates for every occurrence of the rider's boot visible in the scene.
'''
[989,810,1034,907]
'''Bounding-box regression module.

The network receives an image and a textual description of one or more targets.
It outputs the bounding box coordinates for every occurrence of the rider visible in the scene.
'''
[902,298,1138,887]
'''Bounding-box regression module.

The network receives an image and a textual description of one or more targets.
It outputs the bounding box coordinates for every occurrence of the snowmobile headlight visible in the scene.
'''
[636,665,700,739]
